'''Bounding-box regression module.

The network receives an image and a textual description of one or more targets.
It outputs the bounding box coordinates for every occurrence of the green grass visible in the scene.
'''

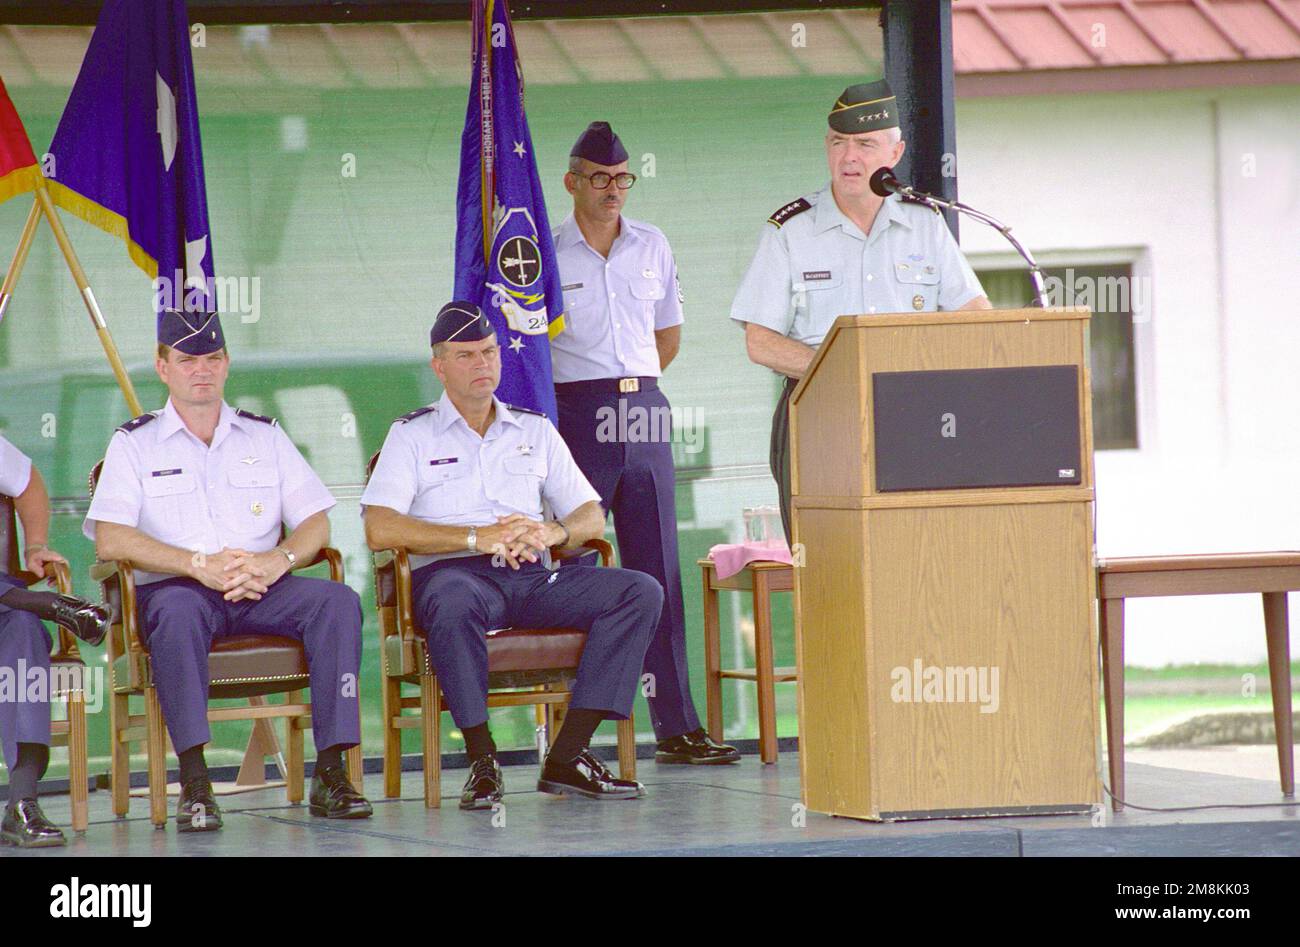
[1124,661,1300,682]
[1116,695,1297,745]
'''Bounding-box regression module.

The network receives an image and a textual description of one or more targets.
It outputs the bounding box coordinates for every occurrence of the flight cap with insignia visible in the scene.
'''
[431,300,494,347]
[570,121,628,166]
[828,79,899,134]
[159,307,224,356]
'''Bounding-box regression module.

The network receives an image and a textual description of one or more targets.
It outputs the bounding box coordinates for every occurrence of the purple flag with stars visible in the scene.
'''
[454,0,564,424]
[47,0,217,324]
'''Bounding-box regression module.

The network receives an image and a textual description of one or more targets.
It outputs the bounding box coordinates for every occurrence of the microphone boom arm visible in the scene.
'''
[894,184,1048,308]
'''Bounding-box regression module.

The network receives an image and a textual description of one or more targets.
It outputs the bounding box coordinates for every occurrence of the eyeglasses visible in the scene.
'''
[570,170,637,190]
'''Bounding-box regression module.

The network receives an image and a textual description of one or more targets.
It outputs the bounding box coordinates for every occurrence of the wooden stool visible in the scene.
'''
[1097,552,1300,811]
[699,558,795,763]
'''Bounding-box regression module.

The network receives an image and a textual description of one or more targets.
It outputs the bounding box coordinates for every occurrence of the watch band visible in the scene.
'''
[467,525,478,552]
[276,545,297,568]
[557,522,571,547]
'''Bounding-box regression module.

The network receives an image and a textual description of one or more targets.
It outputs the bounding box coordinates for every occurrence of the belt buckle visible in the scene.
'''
[618,378,639,393]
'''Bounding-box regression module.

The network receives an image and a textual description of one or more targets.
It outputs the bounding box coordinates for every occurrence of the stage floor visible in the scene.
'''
[6,749,1300,856]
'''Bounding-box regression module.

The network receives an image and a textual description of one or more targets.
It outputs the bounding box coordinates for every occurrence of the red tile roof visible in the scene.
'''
[953,0,1300,71]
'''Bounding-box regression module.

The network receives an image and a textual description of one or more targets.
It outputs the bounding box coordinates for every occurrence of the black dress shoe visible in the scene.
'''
[655,728,741,765]
[459,754,504,810]
[309,764,373,819]
[176,777,222,832]
[1,798,66,848]
[538,748,645,800]
[49,595,110,647]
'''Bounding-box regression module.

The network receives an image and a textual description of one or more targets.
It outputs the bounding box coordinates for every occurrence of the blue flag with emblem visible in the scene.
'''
[454,0,564,424]
[46,0,217,324]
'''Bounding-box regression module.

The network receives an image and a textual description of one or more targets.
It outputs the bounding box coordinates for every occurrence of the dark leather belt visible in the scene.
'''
[554,376,659,395]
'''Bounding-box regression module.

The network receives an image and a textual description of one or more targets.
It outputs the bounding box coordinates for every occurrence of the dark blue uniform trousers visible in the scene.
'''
[411,556,662,729]
[0,574,52,771]
[556,383,701,739]
[136,574,363,755]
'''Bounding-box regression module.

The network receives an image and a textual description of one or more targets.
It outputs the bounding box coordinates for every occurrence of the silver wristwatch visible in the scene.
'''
[466,525,478,552]
[275,545,297,568]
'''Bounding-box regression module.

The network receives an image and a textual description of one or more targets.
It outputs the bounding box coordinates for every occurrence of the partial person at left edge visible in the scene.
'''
[82,308,372,832]
[0,435,109,848]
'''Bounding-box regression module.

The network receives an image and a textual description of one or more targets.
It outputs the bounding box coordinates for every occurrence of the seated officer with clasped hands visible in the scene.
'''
[362,301,663,810]
[84,308,372,831]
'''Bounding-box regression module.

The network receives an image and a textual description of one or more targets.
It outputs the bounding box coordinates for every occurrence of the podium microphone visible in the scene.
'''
[867,166,1047,307]
[868,166,903,198]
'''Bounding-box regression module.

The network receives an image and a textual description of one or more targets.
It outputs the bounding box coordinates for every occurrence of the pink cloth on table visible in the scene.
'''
[707,540,793,581]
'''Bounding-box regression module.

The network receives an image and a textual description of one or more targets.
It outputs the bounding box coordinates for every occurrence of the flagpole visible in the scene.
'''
[33,181,143,417]
[0,197,40,325]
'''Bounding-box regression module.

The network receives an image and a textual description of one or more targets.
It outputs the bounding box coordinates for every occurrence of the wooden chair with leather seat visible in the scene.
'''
[366,451,636,808]
[87,460,363,828]
[0,494,89,832]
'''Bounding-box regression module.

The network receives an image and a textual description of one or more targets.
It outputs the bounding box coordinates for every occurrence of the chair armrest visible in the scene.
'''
[45,560,73,596]
[91,559,144,681]
[551,538,614,568]
[88,559,120,583]
[16,560,72,594]
[372,547,416,640]
[14,563,81,661]
[299,546,344,583]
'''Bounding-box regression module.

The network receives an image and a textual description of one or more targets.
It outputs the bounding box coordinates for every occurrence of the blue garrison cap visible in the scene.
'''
[570,121,628,165]
[430,301,494,347]
[158,308,224,355]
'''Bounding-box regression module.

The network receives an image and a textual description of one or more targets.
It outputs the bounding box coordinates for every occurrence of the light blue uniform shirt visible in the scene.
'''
[83,398,336,585]
[0,435,32,498]
[730,186,985,347]
[551,213,684,383]
[360,390,601,570]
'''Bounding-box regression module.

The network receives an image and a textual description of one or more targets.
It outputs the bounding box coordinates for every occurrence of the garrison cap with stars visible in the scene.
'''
[570,121,628,165]
[158,307,224,355]
[430,300,494,347]
[828,79,899,134]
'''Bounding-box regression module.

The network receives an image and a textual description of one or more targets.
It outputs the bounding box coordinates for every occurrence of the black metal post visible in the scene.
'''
[881,0,960,239]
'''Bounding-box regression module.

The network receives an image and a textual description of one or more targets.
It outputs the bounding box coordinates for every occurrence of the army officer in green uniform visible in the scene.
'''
[731,79,992,543]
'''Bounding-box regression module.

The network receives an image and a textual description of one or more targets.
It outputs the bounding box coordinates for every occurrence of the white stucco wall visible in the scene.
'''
[956,83,1300,666]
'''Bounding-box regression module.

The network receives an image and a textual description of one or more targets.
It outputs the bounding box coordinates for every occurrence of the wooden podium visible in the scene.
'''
[790,307,1100,821]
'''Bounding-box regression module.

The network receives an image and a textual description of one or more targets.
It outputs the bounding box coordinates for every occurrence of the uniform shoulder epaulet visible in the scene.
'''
[115,411,160,434]
[395,405,435,424]
[767,197,812,229]
[624,217,664,239]
[504,403,545,418]
[235,408,277,426]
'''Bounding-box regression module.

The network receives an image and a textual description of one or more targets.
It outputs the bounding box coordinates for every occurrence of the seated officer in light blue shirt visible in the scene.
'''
[731,79,992,543]
[84,308,371,831]
[362,301,663,810]
[0,437,108,848]
[551,121,739,766]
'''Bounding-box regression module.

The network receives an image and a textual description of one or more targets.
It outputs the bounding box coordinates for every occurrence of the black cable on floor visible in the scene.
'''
[1101,779,1300,814]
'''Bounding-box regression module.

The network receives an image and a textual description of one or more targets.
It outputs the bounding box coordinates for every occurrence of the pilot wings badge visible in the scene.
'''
[486,205,551,336]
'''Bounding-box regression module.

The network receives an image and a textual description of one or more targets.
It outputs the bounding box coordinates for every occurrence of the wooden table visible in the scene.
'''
[699,558,795,763]
[1098,552,1300,811]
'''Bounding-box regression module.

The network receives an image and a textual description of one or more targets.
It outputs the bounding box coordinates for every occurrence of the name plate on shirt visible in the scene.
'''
[871,365,1082,492]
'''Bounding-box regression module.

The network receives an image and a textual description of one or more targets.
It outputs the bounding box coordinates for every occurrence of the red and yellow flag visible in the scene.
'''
[0,77,40,206]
